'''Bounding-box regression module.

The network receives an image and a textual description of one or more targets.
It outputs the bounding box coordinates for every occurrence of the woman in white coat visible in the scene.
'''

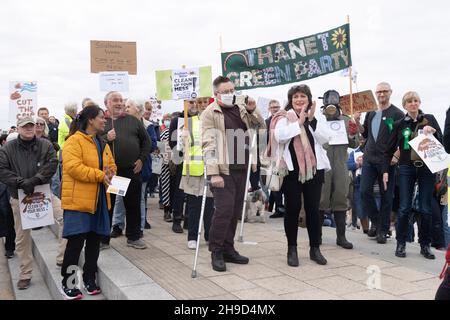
[267,84,331,267]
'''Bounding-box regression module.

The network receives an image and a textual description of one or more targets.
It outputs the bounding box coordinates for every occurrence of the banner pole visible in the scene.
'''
[347,15,354,118]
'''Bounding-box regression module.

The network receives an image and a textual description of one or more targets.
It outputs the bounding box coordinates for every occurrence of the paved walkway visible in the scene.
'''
[110,198,445,300]
[0,244,15,300]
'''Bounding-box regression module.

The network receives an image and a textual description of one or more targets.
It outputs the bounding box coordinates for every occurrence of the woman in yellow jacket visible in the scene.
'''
[60,105,116,300]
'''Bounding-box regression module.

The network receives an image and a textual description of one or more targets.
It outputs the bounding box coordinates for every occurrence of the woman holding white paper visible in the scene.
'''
[60,105,116,300]
[384,91,442,260]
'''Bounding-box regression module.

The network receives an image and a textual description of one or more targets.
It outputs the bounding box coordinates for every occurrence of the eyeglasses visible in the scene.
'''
[35,123,45,127]
[217,89,235,94]
[376,90,391,95]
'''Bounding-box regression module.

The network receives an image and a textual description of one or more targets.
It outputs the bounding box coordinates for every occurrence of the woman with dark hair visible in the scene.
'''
[266,85,331,266]
[60,105,116,299]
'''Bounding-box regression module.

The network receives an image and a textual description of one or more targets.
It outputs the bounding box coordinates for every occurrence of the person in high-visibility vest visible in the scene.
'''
[180,97,215,250]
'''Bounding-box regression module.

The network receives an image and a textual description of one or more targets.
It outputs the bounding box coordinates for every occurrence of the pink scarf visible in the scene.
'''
[266,110,316,183]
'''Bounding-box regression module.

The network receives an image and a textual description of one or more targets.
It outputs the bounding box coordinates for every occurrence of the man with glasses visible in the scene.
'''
[201,76,265,272]
[357,82,404,244]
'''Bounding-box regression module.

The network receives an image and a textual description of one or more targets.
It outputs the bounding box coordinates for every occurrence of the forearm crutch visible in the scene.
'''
[191,165,209,278]
[238,128,258,243]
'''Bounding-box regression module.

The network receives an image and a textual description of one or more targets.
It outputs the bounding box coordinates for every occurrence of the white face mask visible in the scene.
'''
[220,93,234,107]
[164,120,171,127]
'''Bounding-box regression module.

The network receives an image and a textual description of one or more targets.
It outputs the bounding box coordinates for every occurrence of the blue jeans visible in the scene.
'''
[140,182,148,231]
[112,196,126,231]
[396,165,434,245]
[51,163,61,198]
[361,161,396,234]
[443,205,450,247]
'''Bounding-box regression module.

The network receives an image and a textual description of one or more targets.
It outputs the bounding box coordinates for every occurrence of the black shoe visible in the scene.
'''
[337,238,354,249]
[110,226,123,238]
[395,243,406,258]
[32,227,43,231]
[5,250,14,259]
[223,251,249,264]
[164,211,173,222]
[269,212,284,219]
[310,247,327,265]
[211,250,226,272]
[376,234,387,244]
[172,223,183,234]
[367,226,377,238]
[287,246,299,267]
[62,286,83,300]
[420,245,436,260]
[83,279,102,296]
[144,221,151,230]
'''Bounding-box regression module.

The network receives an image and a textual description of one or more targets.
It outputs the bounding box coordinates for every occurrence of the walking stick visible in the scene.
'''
[238,127,258,243]
[191,165,209,278]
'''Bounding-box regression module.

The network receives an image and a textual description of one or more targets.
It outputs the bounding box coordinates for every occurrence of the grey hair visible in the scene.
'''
[126,99,145,117]
[64,102,78,115]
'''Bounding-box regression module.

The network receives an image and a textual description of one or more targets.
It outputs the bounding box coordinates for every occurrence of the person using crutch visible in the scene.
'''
[200,76,265,272]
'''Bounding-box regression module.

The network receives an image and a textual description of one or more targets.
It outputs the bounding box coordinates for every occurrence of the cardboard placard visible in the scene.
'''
[107,176,131,196]
[340,90,377,115]
[18,184,54,230]
[99,71,129,92]
[90,40,137,75]
[408,133,450,174]
[9,81,37,123]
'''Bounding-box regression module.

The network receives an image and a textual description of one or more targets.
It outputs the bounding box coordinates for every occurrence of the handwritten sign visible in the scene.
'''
[9,81,37,124]
[409,134,450,174]
[340,90,377,115]
[18,184,54,230]
[90,40,137,75]
[99,72,129,92]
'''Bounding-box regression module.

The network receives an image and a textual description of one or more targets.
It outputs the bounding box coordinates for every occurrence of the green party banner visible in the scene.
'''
[221,24,352,90]
[156,66,212,101]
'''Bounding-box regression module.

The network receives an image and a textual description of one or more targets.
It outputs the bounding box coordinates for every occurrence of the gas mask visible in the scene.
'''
[320,90,342,121]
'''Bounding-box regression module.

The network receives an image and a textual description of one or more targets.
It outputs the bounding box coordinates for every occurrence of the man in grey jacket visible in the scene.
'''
[0,117,58,290]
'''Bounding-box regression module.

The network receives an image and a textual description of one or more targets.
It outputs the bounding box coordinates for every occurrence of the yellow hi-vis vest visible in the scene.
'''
[182,116,204,177]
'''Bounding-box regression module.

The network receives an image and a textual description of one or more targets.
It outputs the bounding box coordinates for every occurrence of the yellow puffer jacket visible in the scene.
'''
[61,131,116,214]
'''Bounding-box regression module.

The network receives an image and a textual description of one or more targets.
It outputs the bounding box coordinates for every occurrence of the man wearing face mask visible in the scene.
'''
[201,76,266,272]
[318,90,359,250]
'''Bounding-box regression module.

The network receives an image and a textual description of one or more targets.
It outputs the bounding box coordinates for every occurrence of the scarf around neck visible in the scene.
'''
[266,109,316,183]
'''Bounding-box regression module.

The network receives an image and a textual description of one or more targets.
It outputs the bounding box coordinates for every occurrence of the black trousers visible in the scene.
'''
[186,194,214,241]
[170,164,185,223]
[269,191,283,212]
[61,232,100,287]
[282,171,324,247]
[435,271,450,300]
[209,170,247,253]
[4,203,16,252]
[103,167,142,243]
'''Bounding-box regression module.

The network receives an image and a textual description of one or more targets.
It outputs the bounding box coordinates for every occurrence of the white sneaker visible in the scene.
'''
[188,240,197,250]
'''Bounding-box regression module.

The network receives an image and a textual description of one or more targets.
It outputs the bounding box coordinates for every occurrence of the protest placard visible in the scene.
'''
[107,176,131,196]
[408,133,450,174]
[99,71,129,92]
[340,90,377,115]
[9,81,37,123]
[222,24,351,90]
[90,40,137,74]
[327,120,349,145]
[18,184,54,230]
[155,66,212,101]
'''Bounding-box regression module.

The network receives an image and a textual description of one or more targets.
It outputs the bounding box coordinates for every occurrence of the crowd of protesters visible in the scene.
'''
[1,77,449,300]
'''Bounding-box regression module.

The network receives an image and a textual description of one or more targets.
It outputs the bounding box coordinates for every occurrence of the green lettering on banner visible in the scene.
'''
[221,24,352,90]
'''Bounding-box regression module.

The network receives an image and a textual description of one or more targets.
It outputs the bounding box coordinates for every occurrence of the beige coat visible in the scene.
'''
[180,175,213,197]
[200,100,266,176]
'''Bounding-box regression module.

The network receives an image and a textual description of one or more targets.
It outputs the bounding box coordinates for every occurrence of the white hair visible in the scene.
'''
[126,99,145,117]
[64,102,78,115]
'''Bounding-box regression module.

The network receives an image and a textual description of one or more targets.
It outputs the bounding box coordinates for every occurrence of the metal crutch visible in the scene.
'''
[191,165,209,278]
[238,127,259,243]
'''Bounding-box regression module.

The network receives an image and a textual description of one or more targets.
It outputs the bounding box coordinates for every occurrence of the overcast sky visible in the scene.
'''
[2,0,450,131]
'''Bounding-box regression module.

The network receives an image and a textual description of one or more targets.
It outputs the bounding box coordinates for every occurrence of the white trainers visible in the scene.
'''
[188,240,197,250]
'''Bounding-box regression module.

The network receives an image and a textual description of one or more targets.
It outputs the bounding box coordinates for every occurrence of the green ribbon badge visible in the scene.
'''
[385,117,394,133]
[402,127,412,150]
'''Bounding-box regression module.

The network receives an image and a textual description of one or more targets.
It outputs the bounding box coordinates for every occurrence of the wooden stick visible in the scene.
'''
[347,15,354,118]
